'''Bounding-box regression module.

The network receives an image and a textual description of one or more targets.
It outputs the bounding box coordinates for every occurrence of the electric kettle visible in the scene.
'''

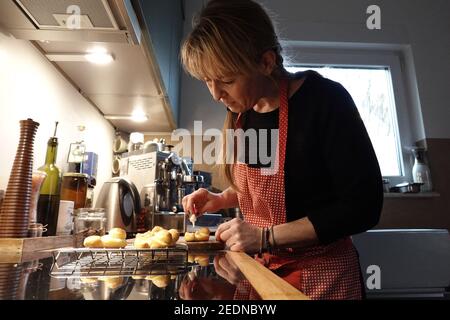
[95,177,141,234]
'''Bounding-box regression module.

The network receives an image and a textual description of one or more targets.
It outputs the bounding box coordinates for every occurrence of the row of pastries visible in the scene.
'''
[83,226,211,249]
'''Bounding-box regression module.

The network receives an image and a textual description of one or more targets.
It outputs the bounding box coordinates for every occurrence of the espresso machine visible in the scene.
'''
[120,143,203,233]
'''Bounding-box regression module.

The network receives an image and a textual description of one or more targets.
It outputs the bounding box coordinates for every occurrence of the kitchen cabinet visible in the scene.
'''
[135,0,184,127]
[0,0,183,133]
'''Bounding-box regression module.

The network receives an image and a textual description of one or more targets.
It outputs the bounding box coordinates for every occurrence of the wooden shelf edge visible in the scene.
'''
[226,251,310,300]
[0,235,75,254]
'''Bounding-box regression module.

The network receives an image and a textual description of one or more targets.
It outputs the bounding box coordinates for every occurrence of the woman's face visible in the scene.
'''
[204,71,269,114]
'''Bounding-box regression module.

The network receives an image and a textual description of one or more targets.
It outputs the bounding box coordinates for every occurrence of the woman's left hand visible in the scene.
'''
[215,218,261,253]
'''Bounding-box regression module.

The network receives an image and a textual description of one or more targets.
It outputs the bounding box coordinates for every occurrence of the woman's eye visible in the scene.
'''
[222,79,235,85]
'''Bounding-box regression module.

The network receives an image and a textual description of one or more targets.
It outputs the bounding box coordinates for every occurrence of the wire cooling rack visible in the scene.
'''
[50,244,188,278]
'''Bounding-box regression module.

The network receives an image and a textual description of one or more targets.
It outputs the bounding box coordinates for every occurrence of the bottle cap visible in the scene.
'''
[47,137,58,146]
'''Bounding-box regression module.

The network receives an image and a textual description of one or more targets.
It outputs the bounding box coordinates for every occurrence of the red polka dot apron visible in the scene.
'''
[232,78,364,300]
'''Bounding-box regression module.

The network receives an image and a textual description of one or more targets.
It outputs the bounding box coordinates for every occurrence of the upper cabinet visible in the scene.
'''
[0,0,184,133]
[133,0,184,128]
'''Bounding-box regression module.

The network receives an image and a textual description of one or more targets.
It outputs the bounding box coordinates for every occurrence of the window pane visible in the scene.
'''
[286,65,402,176]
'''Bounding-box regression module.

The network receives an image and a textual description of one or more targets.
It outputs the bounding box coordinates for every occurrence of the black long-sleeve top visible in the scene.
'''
[241,70,383,245]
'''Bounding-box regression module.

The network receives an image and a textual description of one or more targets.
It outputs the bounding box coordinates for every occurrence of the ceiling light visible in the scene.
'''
[45,48,114,65]
[131,110,148,122]
[84,51,114,65]
[104,114,149,122]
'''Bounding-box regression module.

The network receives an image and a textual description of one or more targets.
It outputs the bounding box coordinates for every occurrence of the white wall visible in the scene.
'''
[180,0,450,139]
[0,30,115,203]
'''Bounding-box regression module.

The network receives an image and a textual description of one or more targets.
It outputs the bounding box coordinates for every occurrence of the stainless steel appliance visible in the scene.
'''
[95,177,141,234]
[120,147,203,232]
[352,229,450,299]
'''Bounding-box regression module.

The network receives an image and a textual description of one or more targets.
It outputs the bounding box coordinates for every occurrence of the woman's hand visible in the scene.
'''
[214,254,245,285]
[179,272,236,300]
[182,188,224,217]
[215,218,261,253]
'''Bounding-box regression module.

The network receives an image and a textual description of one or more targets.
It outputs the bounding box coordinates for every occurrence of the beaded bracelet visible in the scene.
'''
[270,225,276,252]
[259,227,265,256]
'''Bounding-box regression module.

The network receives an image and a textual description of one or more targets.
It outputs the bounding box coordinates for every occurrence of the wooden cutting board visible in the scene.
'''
[178,236,225,251]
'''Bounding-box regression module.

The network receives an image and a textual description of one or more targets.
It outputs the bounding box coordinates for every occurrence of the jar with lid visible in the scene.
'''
[73,208,106,236]
[60,173,89,209]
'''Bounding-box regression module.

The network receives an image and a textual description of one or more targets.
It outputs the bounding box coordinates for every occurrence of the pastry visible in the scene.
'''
[184,227,210,242]
[142,230,155,238]
[198,227,210,235]
[80,277,98,284]
[101,235,127,248]
[184,232,195,242]
[149,275,170,288]
[194,231,209,241]
[149,238,167,249]
[195,255,209,267]
[134,237,150,249]
[151,226,163,233]
[168,229,179,244]
[150,237,172,249]
[108,227,127,240]
[194,227,210,241]
[155,229,172,245]
[101,276,123,289]
[133,226,179,248]
[83,235,103,248]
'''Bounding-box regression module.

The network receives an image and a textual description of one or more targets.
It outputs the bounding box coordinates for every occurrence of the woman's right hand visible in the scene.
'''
[182,188,224,217]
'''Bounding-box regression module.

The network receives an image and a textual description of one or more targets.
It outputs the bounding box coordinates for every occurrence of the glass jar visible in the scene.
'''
[28,223,47,238]
[73,208,106,236]
[60,173,89,209]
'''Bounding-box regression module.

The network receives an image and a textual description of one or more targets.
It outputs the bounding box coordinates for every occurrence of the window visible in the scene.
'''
[286,65,401,176]
[284,47,414,185]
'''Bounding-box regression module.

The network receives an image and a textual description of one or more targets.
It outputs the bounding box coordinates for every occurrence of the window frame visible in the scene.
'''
[284,46,414,185]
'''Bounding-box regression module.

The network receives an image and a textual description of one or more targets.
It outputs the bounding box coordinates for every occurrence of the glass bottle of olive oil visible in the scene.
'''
[37,122,61,236]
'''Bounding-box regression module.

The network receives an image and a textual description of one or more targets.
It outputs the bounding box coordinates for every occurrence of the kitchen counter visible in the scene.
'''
[0,248,308,300]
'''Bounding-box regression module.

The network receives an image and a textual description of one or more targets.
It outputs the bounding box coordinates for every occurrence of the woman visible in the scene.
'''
[181,0,383,300]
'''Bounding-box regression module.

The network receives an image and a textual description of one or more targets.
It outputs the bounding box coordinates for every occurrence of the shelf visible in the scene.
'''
[384,192,440,199]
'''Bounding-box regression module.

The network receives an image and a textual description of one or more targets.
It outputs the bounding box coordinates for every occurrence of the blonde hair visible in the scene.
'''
[181,0,285,190]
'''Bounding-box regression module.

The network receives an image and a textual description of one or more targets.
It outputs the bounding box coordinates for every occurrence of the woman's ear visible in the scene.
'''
[259,50,277,76]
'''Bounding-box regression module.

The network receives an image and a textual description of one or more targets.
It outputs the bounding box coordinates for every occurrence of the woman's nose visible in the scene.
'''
[208,80,223,101]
